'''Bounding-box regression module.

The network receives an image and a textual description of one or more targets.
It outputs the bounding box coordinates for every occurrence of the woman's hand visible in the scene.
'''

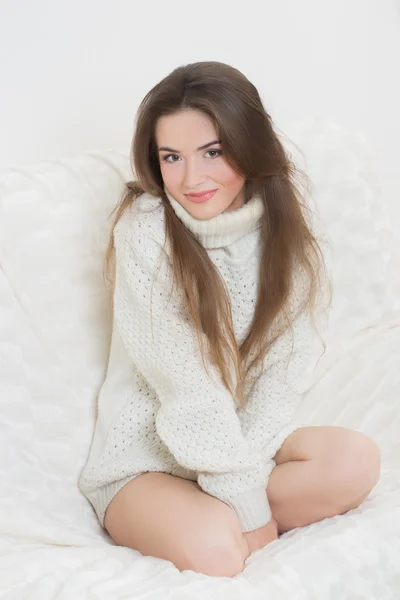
[243,517,279,555]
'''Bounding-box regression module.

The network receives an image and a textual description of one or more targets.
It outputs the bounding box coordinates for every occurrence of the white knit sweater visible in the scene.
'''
[79,189,317,533]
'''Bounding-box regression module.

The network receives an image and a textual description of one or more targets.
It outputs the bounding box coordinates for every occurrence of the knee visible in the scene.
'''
[331,432,381,510]
[180,526,249,577]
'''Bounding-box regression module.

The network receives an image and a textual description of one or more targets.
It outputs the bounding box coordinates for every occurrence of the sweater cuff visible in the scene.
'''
[223,488,272,533]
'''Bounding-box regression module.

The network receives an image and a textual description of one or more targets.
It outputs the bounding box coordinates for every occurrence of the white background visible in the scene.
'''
[1,0,399,234]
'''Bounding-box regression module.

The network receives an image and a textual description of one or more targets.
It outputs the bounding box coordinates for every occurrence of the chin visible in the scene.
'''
[186,202,225,221]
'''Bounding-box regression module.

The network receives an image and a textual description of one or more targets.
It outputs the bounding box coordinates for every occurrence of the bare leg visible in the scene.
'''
[104,472,249,576]
[267,426,381,534]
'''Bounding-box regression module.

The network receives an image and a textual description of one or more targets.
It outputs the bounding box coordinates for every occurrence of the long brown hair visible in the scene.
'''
[104,61,329,406]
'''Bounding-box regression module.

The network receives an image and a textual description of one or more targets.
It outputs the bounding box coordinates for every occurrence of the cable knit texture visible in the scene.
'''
[79,191,316,533]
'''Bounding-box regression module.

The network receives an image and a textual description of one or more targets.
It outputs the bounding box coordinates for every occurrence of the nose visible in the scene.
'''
[183,157,205,189]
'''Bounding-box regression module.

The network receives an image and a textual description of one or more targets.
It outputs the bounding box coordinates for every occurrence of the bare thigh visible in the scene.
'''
[273,425,380,474]
[104,472,249,577]
[267,426,380,533]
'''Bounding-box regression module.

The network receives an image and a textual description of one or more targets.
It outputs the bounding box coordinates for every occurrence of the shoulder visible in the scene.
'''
[114,192,165,244]
[113,193,182,308]
[113,193,167,267]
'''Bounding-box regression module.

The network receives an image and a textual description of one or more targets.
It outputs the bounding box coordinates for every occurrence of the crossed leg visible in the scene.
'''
[268,425,381,534]
[104,426,381,576]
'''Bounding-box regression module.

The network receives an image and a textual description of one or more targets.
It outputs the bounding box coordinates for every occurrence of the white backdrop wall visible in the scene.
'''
[1,0,399,244]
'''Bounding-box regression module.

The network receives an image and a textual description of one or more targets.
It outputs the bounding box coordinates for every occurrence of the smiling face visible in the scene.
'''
[155,109,246,220]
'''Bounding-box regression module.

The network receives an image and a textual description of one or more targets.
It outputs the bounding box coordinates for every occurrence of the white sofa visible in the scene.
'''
[1,121,399,599]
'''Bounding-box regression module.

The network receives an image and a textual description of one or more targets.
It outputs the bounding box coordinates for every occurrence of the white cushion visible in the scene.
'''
[0,151,131,543]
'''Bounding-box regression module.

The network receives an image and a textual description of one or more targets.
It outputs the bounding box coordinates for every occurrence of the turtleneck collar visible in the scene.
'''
[164,187,264,249]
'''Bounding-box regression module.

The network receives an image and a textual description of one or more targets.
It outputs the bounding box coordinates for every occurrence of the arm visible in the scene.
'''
[239,201,330,477]
[112,213,272,532]
[239,270,324,466]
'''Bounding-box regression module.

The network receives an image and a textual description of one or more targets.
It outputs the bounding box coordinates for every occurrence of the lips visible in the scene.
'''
[185,189,218,203]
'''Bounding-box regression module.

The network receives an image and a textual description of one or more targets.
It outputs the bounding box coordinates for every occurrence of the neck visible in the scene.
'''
[164,188,264,249]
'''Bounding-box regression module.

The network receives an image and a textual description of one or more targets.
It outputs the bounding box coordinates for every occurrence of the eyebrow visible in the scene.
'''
[158,140,221,153]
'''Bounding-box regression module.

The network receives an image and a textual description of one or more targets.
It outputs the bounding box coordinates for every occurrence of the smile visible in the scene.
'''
[185,189,218,203]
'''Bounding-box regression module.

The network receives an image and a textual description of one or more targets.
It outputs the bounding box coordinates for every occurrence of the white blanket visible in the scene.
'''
[1,121,399,598]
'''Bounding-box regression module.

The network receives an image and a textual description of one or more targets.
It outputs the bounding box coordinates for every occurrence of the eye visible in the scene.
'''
[205,149,222,159]
[162,154,181,163]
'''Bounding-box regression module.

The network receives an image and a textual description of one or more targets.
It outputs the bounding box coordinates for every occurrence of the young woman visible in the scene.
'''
[79,61,381,578]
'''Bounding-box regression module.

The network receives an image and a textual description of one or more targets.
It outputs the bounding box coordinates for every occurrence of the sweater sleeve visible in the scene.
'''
[112,216,272,533]
[239,270,324,466]
[239,206,329,486]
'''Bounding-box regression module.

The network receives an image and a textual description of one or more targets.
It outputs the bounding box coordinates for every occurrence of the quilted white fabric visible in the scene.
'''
[0,121,399,599]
